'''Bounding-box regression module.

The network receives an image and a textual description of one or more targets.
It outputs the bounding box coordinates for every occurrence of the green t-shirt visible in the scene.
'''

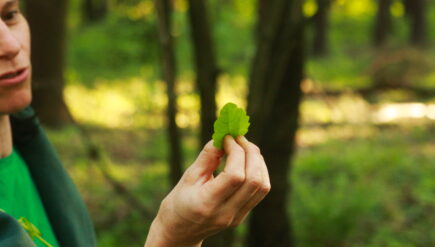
[0,149,59,247]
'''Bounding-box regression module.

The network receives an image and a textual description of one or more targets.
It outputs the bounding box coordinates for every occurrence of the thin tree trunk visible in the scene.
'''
[82,0,108,23]
[312,0,331,56]
[25,0,72,127]
[373,0,392,47]
[247,0,305,246]
[404,0,427,46]
[187,0,219,148]
[155,0,184,187]
[186,2,232,246]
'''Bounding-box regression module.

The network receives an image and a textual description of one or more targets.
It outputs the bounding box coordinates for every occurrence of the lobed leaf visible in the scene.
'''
[212,103,250,149]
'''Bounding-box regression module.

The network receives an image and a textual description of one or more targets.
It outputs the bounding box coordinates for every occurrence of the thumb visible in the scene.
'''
[190,140,225,178]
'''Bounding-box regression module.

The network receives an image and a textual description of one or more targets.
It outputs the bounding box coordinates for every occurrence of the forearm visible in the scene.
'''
[144,217,202,247]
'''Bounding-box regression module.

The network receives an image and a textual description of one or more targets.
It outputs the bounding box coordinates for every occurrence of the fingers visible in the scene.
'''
[189,140,225,179]
[205,136,246,203]
[223,136,270,213]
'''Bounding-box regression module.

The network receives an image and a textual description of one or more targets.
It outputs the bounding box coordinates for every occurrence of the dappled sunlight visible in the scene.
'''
[301,94,371,124]
[216,75,248,110]
[125,1,154,20]
[300,94,435,146]
[234,0,255,25]
[302,94,435,126]
[66,78,168,129]
[66,75,250,130]
[303,0,318,18]
[334,0,375,17]
[66,76,434,133]
[374,103,435,122]
[390,1,405,17]
[297,125,377,147]
[66,82,137,128]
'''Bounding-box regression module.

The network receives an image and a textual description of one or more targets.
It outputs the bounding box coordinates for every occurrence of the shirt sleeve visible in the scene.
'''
[0,212,36,247]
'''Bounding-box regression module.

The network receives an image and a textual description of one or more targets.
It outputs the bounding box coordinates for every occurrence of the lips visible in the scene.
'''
[0,70,22,79]
[0,67,29,86]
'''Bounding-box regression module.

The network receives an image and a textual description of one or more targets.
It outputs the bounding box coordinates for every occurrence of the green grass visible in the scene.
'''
[292,124,435,247]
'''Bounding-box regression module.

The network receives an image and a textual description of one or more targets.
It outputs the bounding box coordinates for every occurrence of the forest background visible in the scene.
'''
[23,0,434,246]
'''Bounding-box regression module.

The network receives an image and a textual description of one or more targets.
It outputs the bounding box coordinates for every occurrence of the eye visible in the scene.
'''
[2,10,20,24]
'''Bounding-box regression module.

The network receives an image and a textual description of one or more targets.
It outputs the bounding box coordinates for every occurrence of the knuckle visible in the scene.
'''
[248,143,261,153]
[247,177,263,190]
[191,203,214,219]
[260,182,271,194]
[226,173,245,187]
[215,214,234,229]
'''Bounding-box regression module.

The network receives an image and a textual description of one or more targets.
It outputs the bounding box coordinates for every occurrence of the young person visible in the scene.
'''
[0,1,271,246]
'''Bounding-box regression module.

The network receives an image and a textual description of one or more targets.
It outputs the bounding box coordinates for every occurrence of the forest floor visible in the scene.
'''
[46,85,434,246]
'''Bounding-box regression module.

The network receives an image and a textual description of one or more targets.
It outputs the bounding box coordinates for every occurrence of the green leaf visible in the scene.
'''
[18,217,53,247]
[212,103,250,149]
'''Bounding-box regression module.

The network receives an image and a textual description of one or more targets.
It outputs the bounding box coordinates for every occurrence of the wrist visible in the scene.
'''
[144,217,202,247]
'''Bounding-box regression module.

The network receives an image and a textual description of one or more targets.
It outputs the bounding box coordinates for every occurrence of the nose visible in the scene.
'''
[0,22,20,60]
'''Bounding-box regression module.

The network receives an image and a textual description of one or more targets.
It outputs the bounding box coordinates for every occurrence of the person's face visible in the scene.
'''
[0,0,31,115]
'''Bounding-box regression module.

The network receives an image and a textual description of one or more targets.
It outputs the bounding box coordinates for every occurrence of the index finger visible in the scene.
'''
[203,135,246,204]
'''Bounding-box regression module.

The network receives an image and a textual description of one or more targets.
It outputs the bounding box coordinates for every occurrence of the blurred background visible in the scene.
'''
[23,0,434,246]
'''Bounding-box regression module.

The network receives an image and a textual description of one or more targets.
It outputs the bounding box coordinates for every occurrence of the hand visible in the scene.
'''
[144,136,271,247]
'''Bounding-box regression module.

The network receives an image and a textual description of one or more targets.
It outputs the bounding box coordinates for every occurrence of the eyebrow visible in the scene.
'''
[3,0,18,9]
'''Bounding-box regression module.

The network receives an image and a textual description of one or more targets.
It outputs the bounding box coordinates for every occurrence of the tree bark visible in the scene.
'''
[247,0,305,246]
[24,0,72,127]
[312,0,331,56]
[404,0,427,46]
[187,0,219,148]
[373,0,392,47]
[187,2,232,246]
[155,0,184,187]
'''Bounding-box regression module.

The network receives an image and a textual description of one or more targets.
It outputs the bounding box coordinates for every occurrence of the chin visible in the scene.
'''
[0,88,32,115]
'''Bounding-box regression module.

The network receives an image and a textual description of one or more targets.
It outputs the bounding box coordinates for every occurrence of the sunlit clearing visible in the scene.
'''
[374,103,435,122]
[428,105,435,120]
[301,95,435,126]
[301,94,371,124]
[65,78,167,129]
[297,125,377,147]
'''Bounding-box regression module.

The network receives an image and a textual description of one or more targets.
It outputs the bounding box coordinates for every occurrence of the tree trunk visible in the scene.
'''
[404,0,427,46]
[82,0,108,23]
[247,0,305,246]
[155,0,184,187]
[25,0,72,127]
[373,0,392,47]
[187,0,219,148]
[312,0,331,56]
[186,1,231,246]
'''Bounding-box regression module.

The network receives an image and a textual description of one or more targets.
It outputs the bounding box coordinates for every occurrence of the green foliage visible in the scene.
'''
[47,123,434,247]
[59,1,435,246]
[292,125,435,247]
[212,103,250,149]
[67,14,158,86]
